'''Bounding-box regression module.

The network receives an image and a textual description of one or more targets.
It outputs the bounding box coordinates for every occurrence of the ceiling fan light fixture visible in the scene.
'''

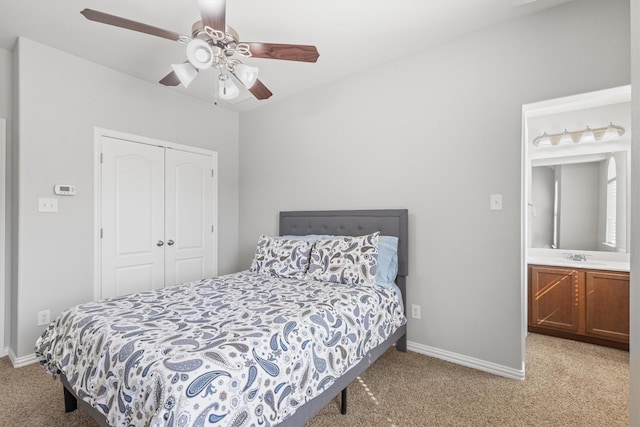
[186,38,214,69]
[171,62,198,88]
[78,7,319,101]
[234,64,259,88]
[218,75,240,100]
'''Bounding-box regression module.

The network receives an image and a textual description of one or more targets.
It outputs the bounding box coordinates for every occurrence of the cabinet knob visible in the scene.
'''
[156,240,164,247]
[167,240,175,246]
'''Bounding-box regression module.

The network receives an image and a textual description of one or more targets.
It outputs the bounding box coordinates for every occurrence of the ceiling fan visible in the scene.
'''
[80,0,319,101]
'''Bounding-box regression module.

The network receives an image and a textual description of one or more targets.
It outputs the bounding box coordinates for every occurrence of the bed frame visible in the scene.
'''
[61,209,409,426]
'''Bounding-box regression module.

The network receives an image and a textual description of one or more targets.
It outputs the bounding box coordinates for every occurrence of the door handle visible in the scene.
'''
[156,240,164,247]
[167,240,175,246]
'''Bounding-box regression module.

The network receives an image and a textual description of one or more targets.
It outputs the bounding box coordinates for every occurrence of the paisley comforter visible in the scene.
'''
[35,271,406,427]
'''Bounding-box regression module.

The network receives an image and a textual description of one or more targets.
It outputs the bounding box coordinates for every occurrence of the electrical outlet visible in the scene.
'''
[38,198,58,213]
[37,310,51,326]
[411,304,421,320]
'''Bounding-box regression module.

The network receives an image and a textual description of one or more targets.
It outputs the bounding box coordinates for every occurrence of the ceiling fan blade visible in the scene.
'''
[159,71,181,86]
[80,9,185,42]
[248,79,273,100]
[244,42,320,63]
[198,0,226,33]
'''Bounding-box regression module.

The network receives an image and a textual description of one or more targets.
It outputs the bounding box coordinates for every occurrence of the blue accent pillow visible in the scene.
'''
[376,236,399,288]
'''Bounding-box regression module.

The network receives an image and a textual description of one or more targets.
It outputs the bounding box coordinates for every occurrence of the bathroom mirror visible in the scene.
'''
[529,151,628,252]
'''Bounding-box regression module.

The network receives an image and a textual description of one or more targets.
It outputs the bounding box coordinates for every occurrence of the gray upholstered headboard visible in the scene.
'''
[279,209,409,312]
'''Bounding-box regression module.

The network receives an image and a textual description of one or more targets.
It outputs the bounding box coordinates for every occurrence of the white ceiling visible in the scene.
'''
[0,0,572,113]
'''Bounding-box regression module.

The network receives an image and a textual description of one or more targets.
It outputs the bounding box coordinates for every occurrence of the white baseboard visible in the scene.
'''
[0,346,7,358]
[407,340,525,381]
[8,348,38,368]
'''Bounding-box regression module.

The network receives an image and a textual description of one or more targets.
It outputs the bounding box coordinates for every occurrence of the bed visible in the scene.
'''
[35,209,409,426]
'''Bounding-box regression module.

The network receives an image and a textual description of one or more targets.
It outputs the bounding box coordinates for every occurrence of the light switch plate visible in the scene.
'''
[490,194,503,211]
[38,198,58,213]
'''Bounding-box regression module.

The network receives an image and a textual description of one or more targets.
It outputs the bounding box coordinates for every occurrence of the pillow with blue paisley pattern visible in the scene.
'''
[306,232,379,286]
[250,235,313,279]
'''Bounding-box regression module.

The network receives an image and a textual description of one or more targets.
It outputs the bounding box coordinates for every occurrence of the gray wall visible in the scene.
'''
[11,37,240,358]
[239,0,630,371]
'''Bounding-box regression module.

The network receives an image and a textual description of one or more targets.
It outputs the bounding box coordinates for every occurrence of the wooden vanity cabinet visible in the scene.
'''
[528,265,629,350]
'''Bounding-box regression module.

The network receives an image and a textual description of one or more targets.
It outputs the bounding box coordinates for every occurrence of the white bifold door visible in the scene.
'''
[100,136,216,299]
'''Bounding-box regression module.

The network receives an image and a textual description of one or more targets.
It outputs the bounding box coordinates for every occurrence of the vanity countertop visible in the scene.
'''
[528,257,630,272]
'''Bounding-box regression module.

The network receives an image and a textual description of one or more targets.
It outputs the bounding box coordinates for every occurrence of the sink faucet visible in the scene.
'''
[565,253,587,261]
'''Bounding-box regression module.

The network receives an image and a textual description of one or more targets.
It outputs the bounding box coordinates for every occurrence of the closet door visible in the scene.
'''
[101,137,165,298]
[164,149,215,286]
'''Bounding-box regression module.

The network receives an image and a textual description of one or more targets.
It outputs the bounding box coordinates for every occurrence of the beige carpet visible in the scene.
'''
[0,334,628,426]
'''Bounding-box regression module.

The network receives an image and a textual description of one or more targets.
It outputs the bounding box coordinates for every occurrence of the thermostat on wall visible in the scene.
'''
[54,184,76,195]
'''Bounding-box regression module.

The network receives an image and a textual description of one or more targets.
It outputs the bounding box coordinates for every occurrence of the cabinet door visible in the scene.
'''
[585,271,629,342]
[530,266,580,332]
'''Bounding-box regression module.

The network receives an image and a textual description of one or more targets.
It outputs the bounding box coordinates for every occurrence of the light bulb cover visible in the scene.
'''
[580,126,596,143]
[603,122,622,141]
[234,64,259,88]
[558,129,574,145]
[171,62,198,88]
[218,75,240,100]
[186,38,214,69]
